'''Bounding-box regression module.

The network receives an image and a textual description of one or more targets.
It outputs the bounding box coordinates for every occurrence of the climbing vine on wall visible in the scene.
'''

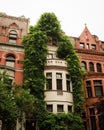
[57,35,85,114]
[23,12,85,129]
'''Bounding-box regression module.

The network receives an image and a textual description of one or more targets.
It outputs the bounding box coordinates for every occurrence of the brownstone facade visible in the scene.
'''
[71,25,104,130]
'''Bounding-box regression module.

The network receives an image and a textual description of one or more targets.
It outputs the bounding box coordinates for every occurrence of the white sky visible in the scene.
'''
[1,0,104,40]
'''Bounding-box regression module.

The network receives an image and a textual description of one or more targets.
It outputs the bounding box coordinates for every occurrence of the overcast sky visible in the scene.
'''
[1,0,104,40]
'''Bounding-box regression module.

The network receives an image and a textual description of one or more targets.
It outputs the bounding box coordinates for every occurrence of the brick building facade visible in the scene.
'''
[0,12,29,130]
[0,12,29,84]
[71,25,104,130]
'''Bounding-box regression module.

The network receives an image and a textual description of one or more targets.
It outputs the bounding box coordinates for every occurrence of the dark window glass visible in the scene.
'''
[90,116,97,130]
[94,86,103,97]
[87,87,92,97]
[98,115,104,130]
[47,104,53,112]
[94,80,103,97]
[46,73,52,90]
[89,62,94,72]
[66,74,70,92]
[56,73,62,90]
[57,105,63,112]
[89,108,96,130]
[68,105,72,112]
[89,108,95,115]
[86,81,92,98]
[96,63,102,72]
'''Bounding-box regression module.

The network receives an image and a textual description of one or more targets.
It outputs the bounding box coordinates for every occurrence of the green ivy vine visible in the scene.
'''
[23,12,85,130]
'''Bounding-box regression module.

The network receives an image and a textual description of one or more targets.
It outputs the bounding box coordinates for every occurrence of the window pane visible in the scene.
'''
[56,73,62,78]
[47,105,53,112]
[90,116,96,130]
[87,87,92,97]
[96,63,102,72]
[81,61,86,70]
[89,62,94,72]
[46,79,52,90]
[80,42,84,48]
[92,44,96,50]
[94,86,103,97]
[66,80,70,92]
[57,79,62,90]
[47,53,53,59]
[46,73,52,90]
[57,105,63,112]
[46,73,52,78]
[94,80,102,86]
[89,108,95,115]
[86,81,92,98]
[6,61,15,67]
[9,30,17,43]
[86,81,91,87]
[68,105,72,112]
[98,115,104,130]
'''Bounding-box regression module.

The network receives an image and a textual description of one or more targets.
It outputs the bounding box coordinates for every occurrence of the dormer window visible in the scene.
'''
[9,30,17,43]
[80,42,84,48]
[91,44,96,50]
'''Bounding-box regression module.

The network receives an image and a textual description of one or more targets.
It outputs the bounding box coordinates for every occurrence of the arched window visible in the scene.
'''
[6,55,15,67]
[89,62,94,72]
[9,30,17,43]
[96,63,102,72]
[81,61,87,70]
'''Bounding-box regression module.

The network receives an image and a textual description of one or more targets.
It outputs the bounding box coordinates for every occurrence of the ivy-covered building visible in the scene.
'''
[1,12,104,130]
[44,36,73,114]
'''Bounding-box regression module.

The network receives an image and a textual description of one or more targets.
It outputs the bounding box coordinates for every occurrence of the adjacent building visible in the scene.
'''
[71,25,104,130]
[0,12,29,84]
[0,12,29,130]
